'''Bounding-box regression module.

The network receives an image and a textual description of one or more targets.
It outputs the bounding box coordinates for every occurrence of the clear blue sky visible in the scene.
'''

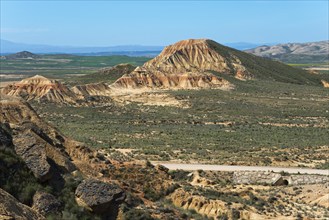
[1,1,328,46]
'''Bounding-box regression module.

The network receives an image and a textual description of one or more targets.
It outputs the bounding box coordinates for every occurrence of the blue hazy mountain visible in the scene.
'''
[1,39,269,55]
[0,39,164,55]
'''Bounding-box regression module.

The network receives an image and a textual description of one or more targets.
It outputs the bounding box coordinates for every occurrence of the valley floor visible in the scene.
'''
[33,79,329,169]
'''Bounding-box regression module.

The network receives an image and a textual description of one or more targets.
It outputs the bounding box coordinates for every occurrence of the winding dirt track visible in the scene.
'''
[154,163,329,175]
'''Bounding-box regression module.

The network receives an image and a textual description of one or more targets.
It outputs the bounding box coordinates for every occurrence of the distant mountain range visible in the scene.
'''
[0,39,164,56]
[0,39,270,55]
[245,41,329,63]
[2,39,327,63]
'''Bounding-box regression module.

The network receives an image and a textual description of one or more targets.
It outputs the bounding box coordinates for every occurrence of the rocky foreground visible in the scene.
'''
[0,95,178,219]
[0,95,328,219]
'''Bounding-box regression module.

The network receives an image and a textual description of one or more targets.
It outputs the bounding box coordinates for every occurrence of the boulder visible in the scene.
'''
[13,131,52,182]
[32,191,61,216]
[75,179,125,214]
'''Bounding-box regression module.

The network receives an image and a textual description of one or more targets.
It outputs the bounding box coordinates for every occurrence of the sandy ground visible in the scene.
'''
[305,67,329,71]
[109,88,188,107]
[153,163,329,175]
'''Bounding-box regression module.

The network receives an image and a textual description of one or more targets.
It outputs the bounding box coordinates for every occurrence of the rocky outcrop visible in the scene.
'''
[0,95,42,125]
[0,95,77,181]
[75,179,125,214]
[0,188,45,220]
[1,75,81,104]
[13,130,53,182]
[170,188,226,218]
[32,191,61,216]
[0,93,181,219]
[13,128,76,181]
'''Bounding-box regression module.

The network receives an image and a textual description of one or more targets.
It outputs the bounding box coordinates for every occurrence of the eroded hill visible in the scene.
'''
[1,75,82,104]
[113,39,323,89]
[2,39,327,106]
[4,51,40,60]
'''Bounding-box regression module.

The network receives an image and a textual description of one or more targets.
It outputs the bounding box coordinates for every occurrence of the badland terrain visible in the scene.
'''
[0,39,328,219]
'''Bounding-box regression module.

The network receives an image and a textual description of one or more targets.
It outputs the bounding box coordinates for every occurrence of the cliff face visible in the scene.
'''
[113,71,232,90]
[1,75,81,104]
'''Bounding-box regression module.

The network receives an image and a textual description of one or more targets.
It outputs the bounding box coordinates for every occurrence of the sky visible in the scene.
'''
[1,1,328,46]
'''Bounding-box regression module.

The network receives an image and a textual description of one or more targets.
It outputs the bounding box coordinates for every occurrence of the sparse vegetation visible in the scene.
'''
[1,39,328,220]
[33,76,329,166]
[0,55,149,81]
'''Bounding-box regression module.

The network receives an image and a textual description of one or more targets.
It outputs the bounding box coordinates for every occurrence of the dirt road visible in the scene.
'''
[154,163,328,175]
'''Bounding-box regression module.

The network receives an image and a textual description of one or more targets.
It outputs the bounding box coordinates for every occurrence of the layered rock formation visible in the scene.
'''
[113,71,231,90]
[113,39,322,88]
[112,39,241,90]
[1,75,81,104]
[142,39,248,75]
[170,188,227,218]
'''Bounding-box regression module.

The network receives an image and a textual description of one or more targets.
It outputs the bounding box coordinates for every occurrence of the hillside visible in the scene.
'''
[245,41,329,63]
[0,95,182,219]
[4,51,40,60]
[113,39,323,89]
[71,63,136,84]
[1,75,82,104]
